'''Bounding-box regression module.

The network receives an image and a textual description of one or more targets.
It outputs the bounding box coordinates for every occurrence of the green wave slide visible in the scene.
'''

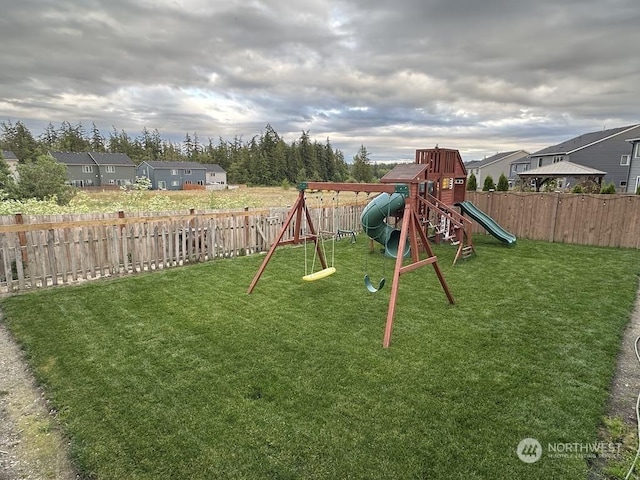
[455,201,516,245]
[360,192,409,258]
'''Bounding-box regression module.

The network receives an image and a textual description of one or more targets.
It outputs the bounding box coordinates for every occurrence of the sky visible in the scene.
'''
[1,0,638,162]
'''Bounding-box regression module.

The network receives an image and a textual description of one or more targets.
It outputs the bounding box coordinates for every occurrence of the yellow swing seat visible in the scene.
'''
[302,267,336,282]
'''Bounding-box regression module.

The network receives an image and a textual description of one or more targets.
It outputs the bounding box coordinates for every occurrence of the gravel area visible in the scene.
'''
[0,320,77,480]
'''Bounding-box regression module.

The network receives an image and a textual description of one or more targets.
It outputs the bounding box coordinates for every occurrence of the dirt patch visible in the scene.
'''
[607,283,640,423]
[0,321,77,480]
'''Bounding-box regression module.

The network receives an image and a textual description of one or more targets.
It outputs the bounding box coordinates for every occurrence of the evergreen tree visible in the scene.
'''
[467,173,477,191]
[351,145,373,182]
[496,173,509,191]
[1,120,38,162]
[482,175,495,191]
[90,123,106,152]
[0,153,16,197]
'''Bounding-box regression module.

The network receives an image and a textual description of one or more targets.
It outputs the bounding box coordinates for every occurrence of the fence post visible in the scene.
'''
[15,213,29,264]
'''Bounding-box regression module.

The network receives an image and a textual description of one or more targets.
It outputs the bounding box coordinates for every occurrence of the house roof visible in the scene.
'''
[49,152,95,165]
[89,152,135,166]
[142,161,207,170]
[468,150,529,168]
[205,163,226,173]
[2,150,18,160]
[50,151,135,167]
[517,161,606,178]
[464,160,482,168]
[531,124,640,156]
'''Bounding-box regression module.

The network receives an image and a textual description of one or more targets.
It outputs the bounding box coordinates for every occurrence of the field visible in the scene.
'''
[2,235,640,479]
[0,186,364,215]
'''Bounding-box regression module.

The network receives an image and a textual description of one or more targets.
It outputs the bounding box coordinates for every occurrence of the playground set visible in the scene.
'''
[248,147,515,347]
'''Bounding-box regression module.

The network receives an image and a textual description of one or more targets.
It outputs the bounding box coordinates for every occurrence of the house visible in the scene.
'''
[49,152,136,187]
[465,150,529,190]
[625,137,640,193]
[204,164,227,190]
[1,150,19,180]
[136,161,207,190]
[528,124,640,191]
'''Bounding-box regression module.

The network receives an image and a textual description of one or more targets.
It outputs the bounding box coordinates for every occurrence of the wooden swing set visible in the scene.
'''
[247,164,454,348]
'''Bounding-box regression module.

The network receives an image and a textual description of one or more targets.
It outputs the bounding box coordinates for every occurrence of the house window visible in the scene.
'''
[620,181,627,188]
[635,143,640,158]
[82,165,93,173]
[171,180,179,187]
[158,181,167,189]
[636,176,640,192]
[537,158,543,167]
[105,165,116,173]
[620,155,631,166]
[184,169,192,175]
[171,169,178,175]
[185,180,193,185]
[553,156,563,163]
[109,179,115,185]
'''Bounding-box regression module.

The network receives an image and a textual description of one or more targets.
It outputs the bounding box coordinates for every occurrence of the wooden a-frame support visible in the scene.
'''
[247,182,454,348]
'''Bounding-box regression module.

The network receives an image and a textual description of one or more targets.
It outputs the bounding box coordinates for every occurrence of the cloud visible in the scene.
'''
[0,0,638,161]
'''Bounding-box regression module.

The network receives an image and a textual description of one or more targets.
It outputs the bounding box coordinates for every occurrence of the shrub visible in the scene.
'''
[496,173,509,191]
[482,175,495,191]
[600,182,616,194]
[467,173,477,191]
[572,185,583,194]
[636,185,640,195]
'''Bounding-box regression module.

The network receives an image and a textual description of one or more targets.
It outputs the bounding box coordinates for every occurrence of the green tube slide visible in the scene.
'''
[360,192,409,258]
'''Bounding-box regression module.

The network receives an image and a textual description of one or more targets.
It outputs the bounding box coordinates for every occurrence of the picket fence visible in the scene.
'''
[0,205,365,294]
[1,191,639,294]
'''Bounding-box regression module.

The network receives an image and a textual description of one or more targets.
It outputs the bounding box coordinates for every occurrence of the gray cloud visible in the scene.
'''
[0,0,638,161]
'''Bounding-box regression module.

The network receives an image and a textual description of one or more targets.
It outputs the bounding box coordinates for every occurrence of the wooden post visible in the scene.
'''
[15,213,28,265]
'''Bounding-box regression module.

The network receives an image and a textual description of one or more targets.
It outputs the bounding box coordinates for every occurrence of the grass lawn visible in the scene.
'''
[2,236,639,479]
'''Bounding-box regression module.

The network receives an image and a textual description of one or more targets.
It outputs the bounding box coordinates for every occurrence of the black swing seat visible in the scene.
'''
[364,274,386,293]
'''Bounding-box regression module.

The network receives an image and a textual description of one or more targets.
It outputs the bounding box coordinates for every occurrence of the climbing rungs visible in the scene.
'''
[302,267,336,282]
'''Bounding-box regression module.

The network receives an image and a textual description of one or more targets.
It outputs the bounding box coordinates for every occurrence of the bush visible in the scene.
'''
[482,175,495,191]
[467,173,477,191]
[636,185,640,195]
[496,173,509,191]
[572,185,583,194]
[600,182,616,194]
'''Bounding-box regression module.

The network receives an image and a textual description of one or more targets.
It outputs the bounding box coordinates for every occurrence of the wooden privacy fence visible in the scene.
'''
[0,204,365,294]
[466,192,640,249]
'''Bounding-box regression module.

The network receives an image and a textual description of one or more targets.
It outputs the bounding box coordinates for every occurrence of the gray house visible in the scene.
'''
[205,164,227,189]
[1,150,19,180]
[137,161,207,190]
[625,137,640,193]
[465,150,530,190]
[528,124,640,191]
[49,152,136,187]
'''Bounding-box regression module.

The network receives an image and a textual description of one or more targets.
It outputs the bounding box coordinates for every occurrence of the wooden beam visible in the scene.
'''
[302,182,397,194]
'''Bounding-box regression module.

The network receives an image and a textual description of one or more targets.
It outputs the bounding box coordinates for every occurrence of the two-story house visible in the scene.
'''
[625,137,640,193]
[464,150,529,190]
[528,124,640,191]
[205,164,227,189]
[49,152,136,187]
[136,161,207,190]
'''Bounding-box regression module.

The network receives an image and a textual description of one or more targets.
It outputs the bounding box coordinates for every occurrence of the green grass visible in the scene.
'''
[2,236,639,479]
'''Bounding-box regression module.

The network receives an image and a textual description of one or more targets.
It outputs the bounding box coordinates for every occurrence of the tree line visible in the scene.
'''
[0,120,394,187]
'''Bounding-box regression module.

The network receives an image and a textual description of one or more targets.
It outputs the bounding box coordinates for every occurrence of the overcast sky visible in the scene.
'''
[1,0,638,162]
